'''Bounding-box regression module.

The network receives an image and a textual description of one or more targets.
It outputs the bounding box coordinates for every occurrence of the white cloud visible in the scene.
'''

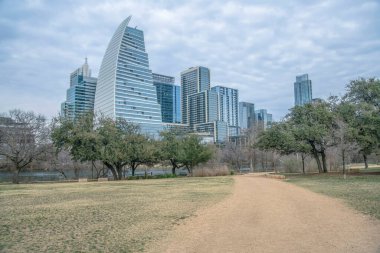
[0,0,379,120]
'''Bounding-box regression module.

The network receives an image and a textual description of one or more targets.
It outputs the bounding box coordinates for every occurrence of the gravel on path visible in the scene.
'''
[147,175,380,253]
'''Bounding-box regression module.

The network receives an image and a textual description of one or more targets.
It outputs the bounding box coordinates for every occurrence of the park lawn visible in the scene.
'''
[285,173,380,220]
[0,177,233,253]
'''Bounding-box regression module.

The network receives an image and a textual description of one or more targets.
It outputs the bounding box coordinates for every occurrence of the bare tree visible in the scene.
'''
[0,109,49,183]
[333,119,358,176]
[222,142,247,171]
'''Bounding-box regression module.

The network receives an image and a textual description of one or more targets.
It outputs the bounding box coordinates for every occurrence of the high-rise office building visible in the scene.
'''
[211,86,239,137]
[255,109,273,130]
[180,66,210,125]
[180,66,228,143]
[188,89,218,126]
[94,16,162,136]
[61,58,97,120]
[153,73,181,124]
[294,74,312,106]
[239,102,255,130]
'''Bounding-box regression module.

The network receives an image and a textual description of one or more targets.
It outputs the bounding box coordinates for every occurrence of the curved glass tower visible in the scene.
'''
[94,16,162,136]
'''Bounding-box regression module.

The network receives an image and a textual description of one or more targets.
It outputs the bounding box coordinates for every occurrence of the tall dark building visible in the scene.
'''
[180,66,210,125]
[294,74,312,106]
[153,73,181,124]
[239,102,255,130]
[61,58,97,120]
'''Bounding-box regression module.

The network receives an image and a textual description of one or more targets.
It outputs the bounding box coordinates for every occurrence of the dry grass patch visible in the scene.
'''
[0,177,233,252]
[285,173,380,219]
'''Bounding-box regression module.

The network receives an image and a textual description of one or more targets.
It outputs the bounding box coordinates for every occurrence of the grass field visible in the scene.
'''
[285,171,380,220]
[0,177,233,252]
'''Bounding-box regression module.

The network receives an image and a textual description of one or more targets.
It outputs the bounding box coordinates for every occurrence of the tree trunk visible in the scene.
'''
[170,159,177,175]
[309,141,322,173]
[116,167,123,180]
[12,170,20,184]
[172,166,176,175]
[342,149,346,175]
[301,153,306,174]
[312,150,322,173]
[186,166,192,176]
[104,162,120,180]
[321,150,328,173]
[109,167,118,180]
[363,154,368,169]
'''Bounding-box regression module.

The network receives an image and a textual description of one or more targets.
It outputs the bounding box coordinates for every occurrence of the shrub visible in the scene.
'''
[281,157,301,173]
[193,164,230,177]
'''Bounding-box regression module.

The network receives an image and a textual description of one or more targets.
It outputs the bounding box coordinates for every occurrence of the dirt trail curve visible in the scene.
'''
[147,175,380,253]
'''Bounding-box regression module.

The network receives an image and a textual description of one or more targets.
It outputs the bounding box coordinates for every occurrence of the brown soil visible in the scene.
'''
[147,175,380,253]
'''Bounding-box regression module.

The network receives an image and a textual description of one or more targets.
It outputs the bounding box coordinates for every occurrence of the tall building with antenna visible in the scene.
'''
[61,58,97,120]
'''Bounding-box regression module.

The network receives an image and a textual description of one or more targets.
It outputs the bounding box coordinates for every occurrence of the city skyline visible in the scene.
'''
[1,0,379,120]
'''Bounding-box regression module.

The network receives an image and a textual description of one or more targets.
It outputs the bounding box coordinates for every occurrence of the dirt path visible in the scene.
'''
[147,175,380,253]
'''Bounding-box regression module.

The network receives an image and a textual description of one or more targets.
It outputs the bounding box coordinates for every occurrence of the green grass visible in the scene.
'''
[0,177,233,252]
[285,173,380,220]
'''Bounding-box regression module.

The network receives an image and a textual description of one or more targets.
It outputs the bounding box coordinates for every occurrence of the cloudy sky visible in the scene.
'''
[0,0,379,120]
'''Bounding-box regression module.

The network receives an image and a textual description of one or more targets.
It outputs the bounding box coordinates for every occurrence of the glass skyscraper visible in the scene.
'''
[255,109,273,130]
[61,58,97,120]
[211,86,239,137]
[94,16,162,136]
[180,66,228,142]
[180,66,210,125]
[239,102,255,131]
[294,74,312,106]
[153,73,181,124]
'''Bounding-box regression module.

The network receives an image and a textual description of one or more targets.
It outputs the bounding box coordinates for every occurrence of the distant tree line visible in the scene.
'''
[50,114,213,180]
[0,110,214,182]
[0,77,378,182]
[256,77,380,173]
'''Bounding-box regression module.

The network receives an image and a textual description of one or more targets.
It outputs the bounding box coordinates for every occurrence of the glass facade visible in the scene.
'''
[211,86,240,137]
[153,73,181,124]
[180,66,238,143]
[94,16,163,136]
[255,109,272,130]
[180,66,210,125]
[294,74,312,106]
[61,59,97,120]
[195,121,228,143]
[239,102,255,130]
